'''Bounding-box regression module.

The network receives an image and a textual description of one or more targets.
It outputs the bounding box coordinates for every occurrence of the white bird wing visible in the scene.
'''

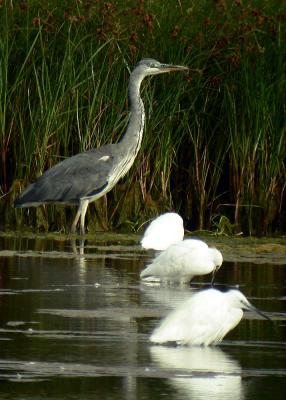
[150,299,195,343]
[150,289,236,346]
[140,239,214,280]
[141,213,184,250]
[179,239,209,250]
[140,243,191,279]
[173,240,217,276]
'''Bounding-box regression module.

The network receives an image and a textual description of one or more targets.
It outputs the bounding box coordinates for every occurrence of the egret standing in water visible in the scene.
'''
[140,238,223,284]
[141,212,184,250]
[14,59,188,234]
[150,288,270,346]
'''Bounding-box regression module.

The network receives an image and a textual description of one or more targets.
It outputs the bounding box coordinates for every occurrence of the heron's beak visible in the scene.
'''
[159,63,189,73]
[210,264,222,286]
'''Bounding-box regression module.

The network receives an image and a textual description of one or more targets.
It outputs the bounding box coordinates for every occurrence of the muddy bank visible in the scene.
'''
[0,231,285,264]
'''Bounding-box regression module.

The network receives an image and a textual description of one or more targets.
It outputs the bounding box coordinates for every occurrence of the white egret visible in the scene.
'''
[150,288,270,346]
[140,212,184,250]
[140,238,223,284]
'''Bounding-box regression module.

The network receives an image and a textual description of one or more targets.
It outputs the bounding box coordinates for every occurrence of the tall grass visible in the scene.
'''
[0,0,285,234]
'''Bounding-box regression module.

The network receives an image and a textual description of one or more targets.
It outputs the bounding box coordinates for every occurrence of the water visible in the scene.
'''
[0,234,285,399]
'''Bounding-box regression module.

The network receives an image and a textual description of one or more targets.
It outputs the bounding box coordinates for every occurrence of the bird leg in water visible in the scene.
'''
[80,199,89,235]
[71,199,88,235]
[71,208,81,234]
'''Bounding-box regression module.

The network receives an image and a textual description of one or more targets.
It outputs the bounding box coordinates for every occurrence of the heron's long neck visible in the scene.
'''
[119,72,145,156]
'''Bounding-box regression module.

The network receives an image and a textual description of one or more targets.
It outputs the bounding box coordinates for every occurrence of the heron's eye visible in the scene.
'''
[149,63,157,68]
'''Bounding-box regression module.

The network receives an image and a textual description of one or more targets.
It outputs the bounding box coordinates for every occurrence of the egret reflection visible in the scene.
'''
[150,345,244,400]
[140,283,194,310]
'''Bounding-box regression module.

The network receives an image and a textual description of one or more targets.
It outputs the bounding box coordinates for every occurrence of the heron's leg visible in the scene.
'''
[79,199,89,235]
[71,207,81,233]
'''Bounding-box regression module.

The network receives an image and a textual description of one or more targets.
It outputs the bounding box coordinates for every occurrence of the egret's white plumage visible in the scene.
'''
[140,212,184,251]
[140,238,223,283]
[150,288,270,346]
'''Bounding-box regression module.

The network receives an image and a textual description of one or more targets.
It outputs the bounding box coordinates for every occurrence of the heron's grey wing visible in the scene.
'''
[15,144,118,206]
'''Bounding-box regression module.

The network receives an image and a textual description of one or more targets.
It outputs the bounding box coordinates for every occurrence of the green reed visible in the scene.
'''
[0,0,285,234]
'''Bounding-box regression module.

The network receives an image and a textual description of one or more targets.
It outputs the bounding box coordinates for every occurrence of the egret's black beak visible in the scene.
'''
[210,264,222,287]
[251,305,272,321]
[244,299,271,321]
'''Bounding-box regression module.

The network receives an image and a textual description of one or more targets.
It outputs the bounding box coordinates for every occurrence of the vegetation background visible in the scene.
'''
[0,0,285,235]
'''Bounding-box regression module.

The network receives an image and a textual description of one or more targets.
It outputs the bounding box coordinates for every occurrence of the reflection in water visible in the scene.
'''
[0,234,286,400]
[151,346,244,400]
[140,283,195,310]
[71,239,86,256]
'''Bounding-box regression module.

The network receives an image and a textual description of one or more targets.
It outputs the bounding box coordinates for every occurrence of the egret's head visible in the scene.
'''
[227,290,252,309]
[227,290,271,320]
[133,58,188,77]
[212,248,223,268]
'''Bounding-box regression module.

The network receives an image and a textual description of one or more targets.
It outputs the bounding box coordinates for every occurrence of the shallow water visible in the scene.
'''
[0,233,285,399]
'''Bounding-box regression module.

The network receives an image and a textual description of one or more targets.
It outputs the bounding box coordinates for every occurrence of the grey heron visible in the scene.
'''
[14,59,188,234]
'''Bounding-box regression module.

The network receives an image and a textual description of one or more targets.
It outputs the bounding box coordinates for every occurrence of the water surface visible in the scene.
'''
[0,233,285,399]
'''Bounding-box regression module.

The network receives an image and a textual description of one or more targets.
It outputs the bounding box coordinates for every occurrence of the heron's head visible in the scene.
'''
[227,290,271,320]
[134,58,188,77]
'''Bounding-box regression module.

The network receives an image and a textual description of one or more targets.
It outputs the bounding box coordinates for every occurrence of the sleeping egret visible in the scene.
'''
[150,288,270,346]
[140,212,184,250]
[140,238,223,284]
